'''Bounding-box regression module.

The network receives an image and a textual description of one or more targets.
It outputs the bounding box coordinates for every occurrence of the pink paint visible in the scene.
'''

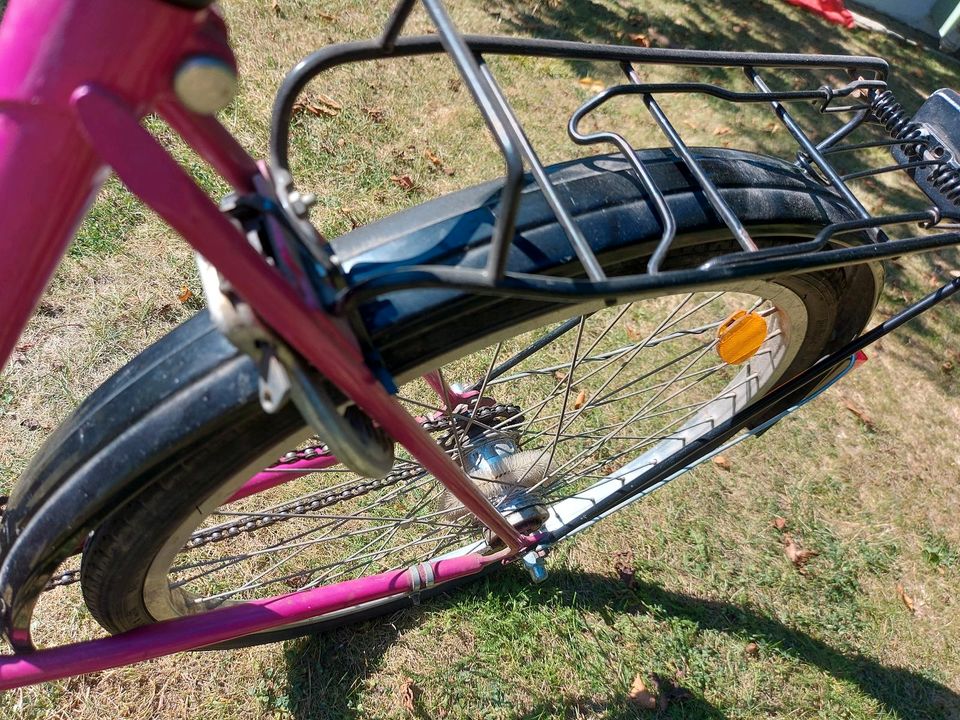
[0,0,227,368]
[158,97,259,193]
[227,451,337,504]
[0,553,491,690]
[71,83,526,554]
[0,0,533,673]
[422,371,480,408]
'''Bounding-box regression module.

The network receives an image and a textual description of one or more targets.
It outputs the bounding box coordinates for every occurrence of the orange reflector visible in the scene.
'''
[716,310,767,365]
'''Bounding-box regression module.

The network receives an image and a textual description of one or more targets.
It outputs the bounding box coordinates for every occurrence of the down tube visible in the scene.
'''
[0,109,104,368]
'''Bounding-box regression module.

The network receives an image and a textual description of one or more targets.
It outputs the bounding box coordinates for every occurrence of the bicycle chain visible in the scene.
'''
[40,403,521,591]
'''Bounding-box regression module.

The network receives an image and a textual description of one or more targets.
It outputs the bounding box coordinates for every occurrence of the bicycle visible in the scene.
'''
[1,0,959,693]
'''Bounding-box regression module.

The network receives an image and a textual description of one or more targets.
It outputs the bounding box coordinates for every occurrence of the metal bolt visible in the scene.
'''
[173,55,238,115]
[521,551,548,584]
[288,191,317,218]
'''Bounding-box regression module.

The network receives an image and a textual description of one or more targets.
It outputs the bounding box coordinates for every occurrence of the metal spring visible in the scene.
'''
[929,164,960,204]
[870,90,926,157]
[871,89,960,206]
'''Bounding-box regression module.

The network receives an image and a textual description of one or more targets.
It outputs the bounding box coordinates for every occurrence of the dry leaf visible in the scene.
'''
[425,149,454,175]
[177,285,193,303]
[316,10,336,21]
[628,675,658,710]
[712,455,732,471]
[896,583,916,614]
[764,121,781,133]
[399,677,418,714]
[363,106,385,122]
[942,360,954,374]
[628,33,650,47]
[390,174,415,191]
[713,126,732,136]
[19,418,41,432]
[614,550,635,588]
[316,93,342,111]
[783,533,818,570]
[577,76,605,92]
[841,397,875,430]
[554,370,568,383]
[271,0,281,16]
[949,269,960,279]
[625,322,642,341]
[293,101,338,118]
[772,516,787,531]
[645,27,671,46]
[574,389,587,410]
[744,641,760,657]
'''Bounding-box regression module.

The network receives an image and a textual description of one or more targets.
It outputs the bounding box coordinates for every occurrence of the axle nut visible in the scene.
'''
[173,55,238,115]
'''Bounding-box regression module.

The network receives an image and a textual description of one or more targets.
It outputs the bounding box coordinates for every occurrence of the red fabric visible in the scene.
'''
[784,0,856,29]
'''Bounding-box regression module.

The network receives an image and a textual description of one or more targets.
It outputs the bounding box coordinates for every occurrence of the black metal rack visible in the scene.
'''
[268,0,960,312]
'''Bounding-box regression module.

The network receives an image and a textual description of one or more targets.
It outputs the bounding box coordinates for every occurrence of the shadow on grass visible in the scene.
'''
[282,569,959,719]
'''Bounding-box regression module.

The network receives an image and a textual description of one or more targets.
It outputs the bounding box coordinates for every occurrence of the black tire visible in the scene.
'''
[16,150,882,647]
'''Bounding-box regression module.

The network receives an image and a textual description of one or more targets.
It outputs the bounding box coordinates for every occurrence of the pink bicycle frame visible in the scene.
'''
[0,0,534,689]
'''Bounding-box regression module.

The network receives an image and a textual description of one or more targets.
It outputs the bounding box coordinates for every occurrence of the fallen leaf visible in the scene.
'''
[393,144,417,162]
[613,550,635,588]
[841,397,875,430]
[764,121,781,133]
[772,516,787,531]
[271,0,281,16]
[293,100,338,118]
[19,418,41,431]
[426,149,454,175]
[744,641,760,657]
[625,322,642,341]
[577,76,605,93]
[399,677,418,714]
[896,583,916,614]
[628,675,658,710]
[783,533,818,570]
[177,285,193,303]
[338,207,360,229]
[942,360,954,374]
[554,370,568,383]
[284,574,309,589]
[949,269,960,279]
[628,32,650,47]
[362,106,385,122]
[713,126,732,136]
[574,389,587,410]
[712,455,732,471]
[645,27,671,46]
[37,302,65,317]
[316,93,342,111]
[390,174,415,191]
[316,10,336,21]
[447,77,462,92]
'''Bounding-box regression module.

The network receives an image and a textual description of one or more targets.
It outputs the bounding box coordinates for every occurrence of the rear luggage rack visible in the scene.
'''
[268,0,960,310]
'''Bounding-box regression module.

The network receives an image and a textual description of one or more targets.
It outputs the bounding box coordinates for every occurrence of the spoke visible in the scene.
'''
[461,340,503,439]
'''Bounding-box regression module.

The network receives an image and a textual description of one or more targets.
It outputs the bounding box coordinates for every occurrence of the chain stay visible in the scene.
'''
[40,403,520,591]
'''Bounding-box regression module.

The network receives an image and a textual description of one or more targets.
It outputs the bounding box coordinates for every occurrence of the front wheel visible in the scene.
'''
[70,150,880,644]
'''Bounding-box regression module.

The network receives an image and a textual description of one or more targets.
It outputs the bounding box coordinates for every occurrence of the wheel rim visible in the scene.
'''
[140,281,807,621]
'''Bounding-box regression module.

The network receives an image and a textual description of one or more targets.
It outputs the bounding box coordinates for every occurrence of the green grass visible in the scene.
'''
[3,0,960,718]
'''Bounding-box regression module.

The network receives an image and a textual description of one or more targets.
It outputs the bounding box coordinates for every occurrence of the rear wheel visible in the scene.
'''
[74,151,879,644]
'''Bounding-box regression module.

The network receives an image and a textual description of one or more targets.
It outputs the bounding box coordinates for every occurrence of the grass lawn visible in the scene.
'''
[3,0,960,718]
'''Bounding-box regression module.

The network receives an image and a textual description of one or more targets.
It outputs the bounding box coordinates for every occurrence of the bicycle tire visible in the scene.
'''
[6,149,881,648]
